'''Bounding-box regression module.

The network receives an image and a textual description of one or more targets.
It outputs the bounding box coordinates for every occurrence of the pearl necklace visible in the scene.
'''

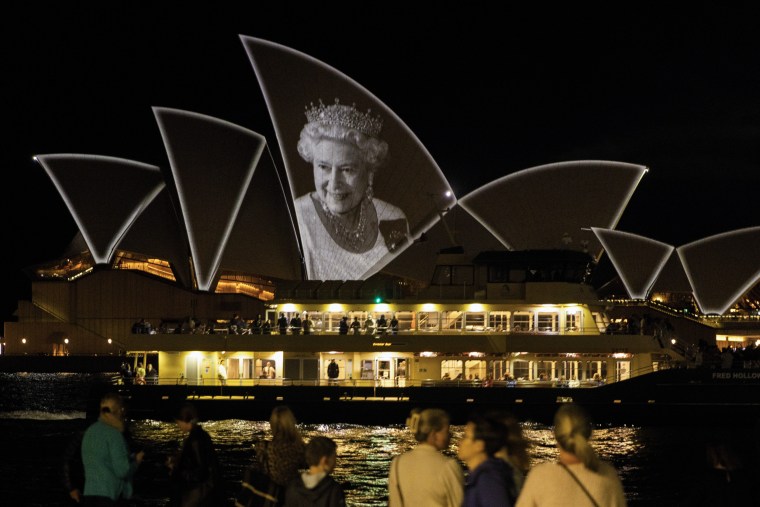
[319,197,371,253]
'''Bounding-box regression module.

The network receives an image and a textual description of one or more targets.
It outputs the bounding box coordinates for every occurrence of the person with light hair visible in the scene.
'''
[295,98,409,280]
[516,403,626,507]
[261,406,308,493]
[388,408,464,507]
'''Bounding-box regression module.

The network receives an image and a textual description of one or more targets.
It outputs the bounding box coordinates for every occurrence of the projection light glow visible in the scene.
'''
[591,227,674,300]
[35,154,165,265]
[677,226,760,315]
[154,107,266,292]
[459,161,648,255]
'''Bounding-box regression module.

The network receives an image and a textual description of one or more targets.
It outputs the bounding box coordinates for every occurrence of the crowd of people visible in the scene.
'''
[120,361,158,386]
[130,312,404,337]
[389,403,628,506]
[62,396,647,506]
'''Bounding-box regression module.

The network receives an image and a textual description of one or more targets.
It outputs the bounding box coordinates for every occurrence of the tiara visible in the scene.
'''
[305,99,383,137]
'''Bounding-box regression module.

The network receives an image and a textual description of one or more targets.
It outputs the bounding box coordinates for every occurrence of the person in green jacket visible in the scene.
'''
[81,392,144,505]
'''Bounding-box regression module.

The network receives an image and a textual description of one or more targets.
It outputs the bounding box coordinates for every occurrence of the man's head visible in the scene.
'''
[305,436,338,473]
[99,392,126,424]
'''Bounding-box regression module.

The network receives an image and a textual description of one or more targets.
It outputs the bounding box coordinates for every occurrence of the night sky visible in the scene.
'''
[3,3,759,322]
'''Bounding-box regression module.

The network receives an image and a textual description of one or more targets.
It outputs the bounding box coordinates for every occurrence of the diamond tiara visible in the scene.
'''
[304,99,383,137]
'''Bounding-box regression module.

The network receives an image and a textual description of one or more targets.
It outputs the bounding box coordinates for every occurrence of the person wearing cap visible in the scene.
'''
[81,392,144,505]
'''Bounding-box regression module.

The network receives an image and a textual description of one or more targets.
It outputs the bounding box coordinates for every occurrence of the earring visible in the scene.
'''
[366,184,374,201]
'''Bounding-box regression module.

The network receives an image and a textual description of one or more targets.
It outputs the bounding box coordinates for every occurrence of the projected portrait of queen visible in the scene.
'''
[295,99,410,280]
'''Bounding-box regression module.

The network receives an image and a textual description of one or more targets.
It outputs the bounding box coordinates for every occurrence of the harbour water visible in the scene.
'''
[0,373,757,506]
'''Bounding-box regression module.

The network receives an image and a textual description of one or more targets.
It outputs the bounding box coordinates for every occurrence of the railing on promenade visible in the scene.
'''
[116,376,606,389]
[139,325,605,338]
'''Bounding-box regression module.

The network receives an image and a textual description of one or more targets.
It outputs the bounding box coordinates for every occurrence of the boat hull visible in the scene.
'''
[111,368,760,427]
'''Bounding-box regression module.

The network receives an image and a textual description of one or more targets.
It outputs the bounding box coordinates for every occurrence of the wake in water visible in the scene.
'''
[0,410,86,420]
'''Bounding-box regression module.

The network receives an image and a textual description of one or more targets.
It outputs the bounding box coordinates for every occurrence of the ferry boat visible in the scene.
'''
[4,243,759,425]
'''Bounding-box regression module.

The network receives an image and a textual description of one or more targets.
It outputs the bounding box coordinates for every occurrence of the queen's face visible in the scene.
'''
[312,139,370,214]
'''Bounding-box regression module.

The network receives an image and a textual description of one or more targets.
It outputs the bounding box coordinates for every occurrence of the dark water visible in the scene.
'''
[1,373,757,506]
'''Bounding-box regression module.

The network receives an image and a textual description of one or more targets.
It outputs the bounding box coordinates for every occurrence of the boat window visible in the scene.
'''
[512,360,530,380]
[417,311,440,332]
[394,311,414,332]
[534,360,555,380]
[441,359,463,380]
[537,312,559,333]
[360,359,374,379]
[558,360,581,381]
[441,311,463,332]
[300,311,322,333]
[432,265,474,285]
[488,311,510,332]
[585,360,607,382]
[377,359,392,383]
[591,312,607,333]
[616,361,631,381]
[491,359,509,380]
[512,312,533,332]
[465,359,486,380]
[565,310,581,332]
[348,311,368,325]
[464,312,487,332]
[322,312,344,332]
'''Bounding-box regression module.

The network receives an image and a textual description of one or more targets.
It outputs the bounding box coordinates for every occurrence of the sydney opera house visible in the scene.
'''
[3,37,759,386]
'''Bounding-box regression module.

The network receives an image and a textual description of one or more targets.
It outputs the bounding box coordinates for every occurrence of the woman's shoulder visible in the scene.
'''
[596,460,623,480]
[271,437,305,451]
[294,193,314,211]
[372,198,407,221]
[523,461,563,479]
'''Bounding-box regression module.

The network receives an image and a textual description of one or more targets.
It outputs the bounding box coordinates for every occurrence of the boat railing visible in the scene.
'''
[119,376,605,389]
[165,325,607,337]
